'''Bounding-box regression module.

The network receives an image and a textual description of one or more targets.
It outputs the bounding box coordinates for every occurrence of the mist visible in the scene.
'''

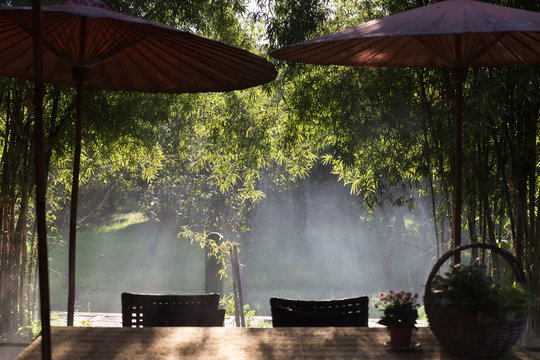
[243,171,437,315]
[48,171,438,318]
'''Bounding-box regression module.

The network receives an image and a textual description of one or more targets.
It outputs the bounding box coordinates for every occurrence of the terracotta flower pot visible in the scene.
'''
[389,327,412,347]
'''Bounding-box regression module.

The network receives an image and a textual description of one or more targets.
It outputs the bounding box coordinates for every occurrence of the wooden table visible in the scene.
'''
[16,326,535,359]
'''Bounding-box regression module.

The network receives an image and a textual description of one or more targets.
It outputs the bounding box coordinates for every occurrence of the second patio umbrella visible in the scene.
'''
[0,0,277,332]
[271,0,540,262]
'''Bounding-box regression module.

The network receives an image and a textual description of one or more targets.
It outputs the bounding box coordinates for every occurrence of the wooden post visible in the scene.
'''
[32,0,51,358]
[451,66,467,265]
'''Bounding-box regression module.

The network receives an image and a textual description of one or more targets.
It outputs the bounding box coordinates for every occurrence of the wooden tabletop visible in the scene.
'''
[16,326,535,360]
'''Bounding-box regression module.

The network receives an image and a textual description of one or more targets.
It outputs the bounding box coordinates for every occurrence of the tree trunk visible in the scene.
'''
[0,82,37,339]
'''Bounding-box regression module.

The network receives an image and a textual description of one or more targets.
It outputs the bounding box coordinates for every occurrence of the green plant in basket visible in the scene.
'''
[375,290,419,328]
[431,262,533,322]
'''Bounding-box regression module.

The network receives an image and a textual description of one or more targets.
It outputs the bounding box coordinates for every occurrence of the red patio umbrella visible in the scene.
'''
[271,0,540,262]
[0,0,276,356]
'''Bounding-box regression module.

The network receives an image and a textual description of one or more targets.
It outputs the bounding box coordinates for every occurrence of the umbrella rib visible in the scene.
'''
[46,51,70,82]
[85,19,151,62]
[146,34,210,86]
[130,39,196,91]
[162,31,274,76]
[371,37,427,67]
[39,14,152,66]
[42,14,81,62]
[497,32,540,65]
[95,29,275,93]
[164,44,265,85]
[147,32,263,89]
[307,40,364,64]
[0,33,34,75]
[281,37,428,67]
[110,49,174,92]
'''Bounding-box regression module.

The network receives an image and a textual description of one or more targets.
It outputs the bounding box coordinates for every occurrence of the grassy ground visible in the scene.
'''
[49,212,205,313]
[48,207,432,318]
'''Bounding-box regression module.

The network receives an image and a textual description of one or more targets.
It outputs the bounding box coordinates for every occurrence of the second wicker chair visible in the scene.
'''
[270,296,369,327]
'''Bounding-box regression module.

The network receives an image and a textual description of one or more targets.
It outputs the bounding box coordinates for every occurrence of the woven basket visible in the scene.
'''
[424,243,528,359]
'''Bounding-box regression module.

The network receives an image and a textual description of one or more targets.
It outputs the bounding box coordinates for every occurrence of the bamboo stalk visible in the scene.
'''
[229,247,240,327]
[230,245,245,327]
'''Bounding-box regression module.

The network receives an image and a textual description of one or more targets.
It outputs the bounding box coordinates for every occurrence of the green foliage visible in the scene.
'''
[138,85,316,253]
[494,284,534,321]
[220,293,271,327]
[220,292,237,316]
[0,310,41,343]
[44,89,170,234]
[180,226,236,281]
[265,0,327,50]
[244,304,272,328]
[105,0,253,48]
[432,263,493,311]
[432,263,533,321]
[375,290,419,328]
[374,0,430,15]
[275,60,427,208]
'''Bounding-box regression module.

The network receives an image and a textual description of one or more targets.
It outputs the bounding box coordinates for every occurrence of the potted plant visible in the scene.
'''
[431,262,533,323]
[375,290,419,348]
[424,243,534,359]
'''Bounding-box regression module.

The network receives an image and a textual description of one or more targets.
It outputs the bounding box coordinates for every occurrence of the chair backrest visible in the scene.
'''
[270,296,369,327]
[121,292,224,327]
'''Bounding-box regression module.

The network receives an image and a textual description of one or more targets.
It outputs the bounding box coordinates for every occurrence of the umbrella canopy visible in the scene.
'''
[0,0,276,348]
[271,0,540,67]
[271,0,540,262]
[0,0,277,92]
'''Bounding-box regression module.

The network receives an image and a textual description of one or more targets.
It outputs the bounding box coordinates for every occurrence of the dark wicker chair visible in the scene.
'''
[121,292,225,328]
[270,296,369,327]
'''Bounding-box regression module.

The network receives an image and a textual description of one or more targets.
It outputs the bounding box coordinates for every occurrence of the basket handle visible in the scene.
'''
[424,242,526,303]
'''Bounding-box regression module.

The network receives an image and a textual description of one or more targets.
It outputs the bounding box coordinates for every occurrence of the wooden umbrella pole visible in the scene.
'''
[32,0,52,358]
[67,16,89,325]
[451,67,467,265]
[67,81,84,326]
[232,246,245,327]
